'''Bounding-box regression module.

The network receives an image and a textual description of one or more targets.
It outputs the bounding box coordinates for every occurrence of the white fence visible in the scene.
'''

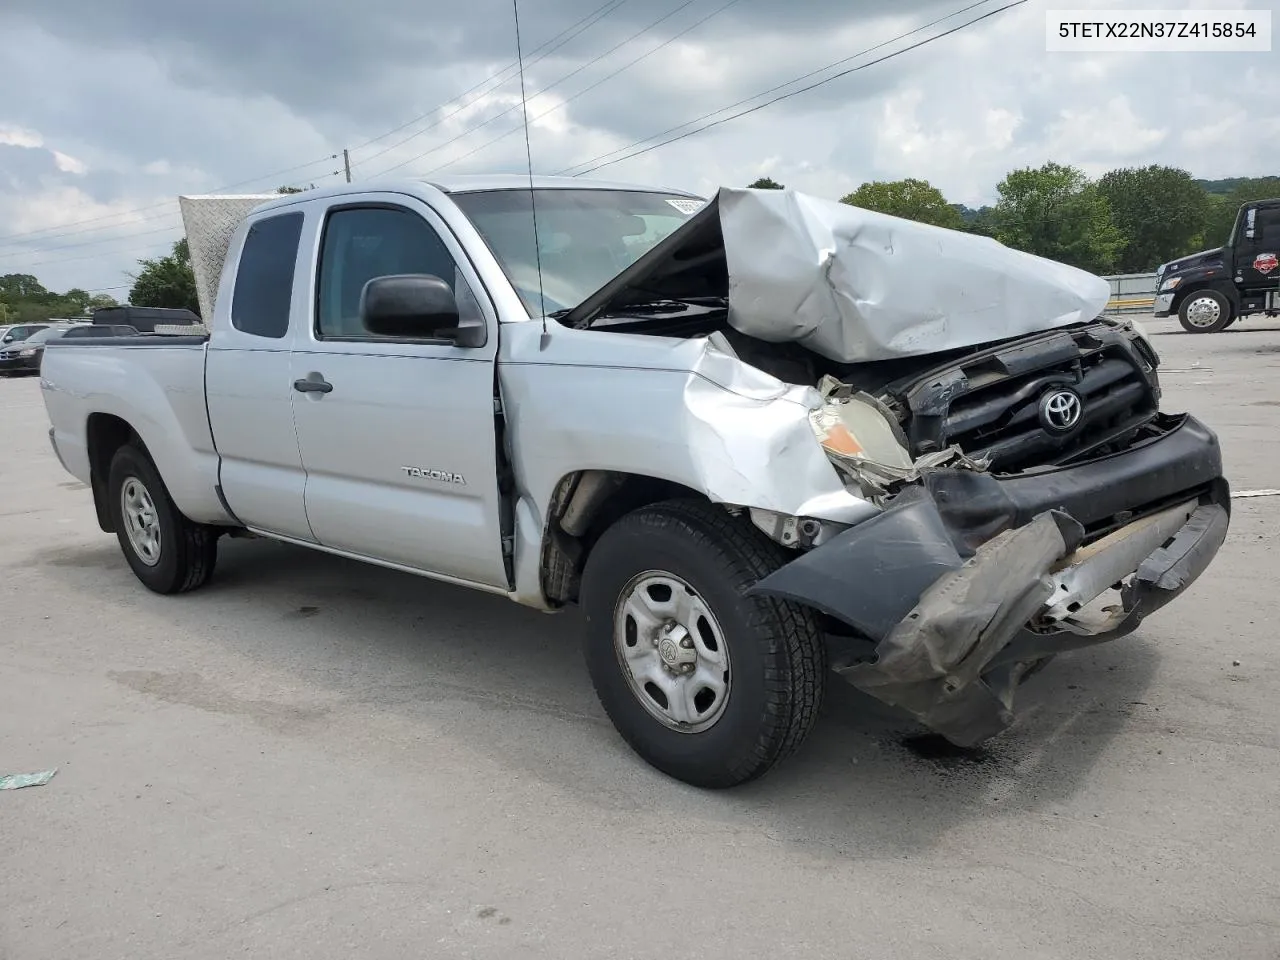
[1103,272,1157,314]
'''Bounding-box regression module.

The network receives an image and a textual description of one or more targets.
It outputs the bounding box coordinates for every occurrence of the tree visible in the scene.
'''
[993,162,1125,274]
[839,178,964,229]
[129,238,199,314]
[0,274,49,303]
[746,177,785,190]
[1096,166,1209,272]
[87,293,119,311]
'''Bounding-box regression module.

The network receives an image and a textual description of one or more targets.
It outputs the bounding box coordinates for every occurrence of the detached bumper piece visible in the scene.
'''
[750,414,1229,746]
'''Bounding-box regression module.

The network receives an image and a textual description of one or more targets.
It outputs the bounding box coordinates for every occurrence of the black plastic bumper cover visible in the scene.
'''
[749,413,1229,745]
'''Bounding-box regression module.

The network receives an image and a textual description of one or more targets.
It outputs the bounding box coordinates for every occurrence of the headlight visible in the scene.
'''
[1159,277,1181,291]
[19,349,37,358]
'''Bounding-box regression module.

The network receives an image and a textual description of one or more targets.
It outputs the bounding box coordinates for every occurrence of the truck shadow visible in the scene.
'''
[54,534,1158,859]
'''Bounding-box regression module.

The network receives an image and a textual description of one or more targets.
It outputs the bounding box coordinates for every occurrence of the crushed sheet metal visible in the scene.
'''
[1042,499,1198,624]
[0,769,57,790]
[717,187,1111,363]
[496,319,882,569]
[840,511,1082,746]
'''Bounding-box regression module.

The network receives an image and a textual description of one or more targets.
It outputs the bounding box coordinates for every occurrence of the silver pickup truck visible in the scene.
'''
[40,176,1229,787]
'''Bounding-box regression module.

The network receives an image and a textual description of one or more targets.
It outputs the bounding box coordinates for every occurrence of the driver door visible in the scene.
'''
[288,195,508,589]
[1236,205,1280,289]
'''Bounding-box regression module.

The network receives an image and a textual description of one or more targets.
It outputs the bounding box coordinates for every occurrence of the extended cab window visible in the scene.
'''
[232,212,304,339]
[316,206,479,339]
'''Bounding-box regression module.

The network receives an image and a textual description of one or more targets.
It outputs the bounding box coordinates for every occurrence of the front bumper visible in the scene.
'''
[751,413,1229,746]
[1153,292,1175,317]
[0,353,38,373]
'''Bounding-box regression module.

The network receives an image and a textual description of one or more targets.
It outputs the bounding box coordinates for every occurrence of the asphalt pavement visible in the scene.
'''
[2,317,1278,960]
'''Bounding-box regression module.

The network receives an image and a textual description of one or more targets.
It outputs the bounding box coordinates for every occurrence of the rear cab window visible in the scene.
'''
[232,212,305,339]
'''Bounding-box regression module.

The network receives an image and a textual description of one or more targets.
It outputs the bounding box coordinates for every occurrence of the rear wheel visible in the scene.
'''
[107,443,218,594]
[1178,290,1234,333]
[581,500,825,788]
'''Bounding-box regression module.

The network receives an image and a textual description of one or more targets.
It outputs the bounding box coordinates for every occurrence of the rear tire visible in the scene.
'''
[581,500,825,788]
[107,443,217,594]
[1177,290,1233,333]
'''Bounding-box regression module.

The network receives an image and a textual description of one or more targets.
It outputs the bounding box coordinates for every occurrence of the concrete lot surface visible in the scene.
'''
[2,318,1278,959]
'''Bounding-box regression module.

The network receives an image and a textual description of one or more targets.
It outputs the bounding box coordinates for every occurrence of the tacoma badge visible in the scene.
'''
[401,466,466,485]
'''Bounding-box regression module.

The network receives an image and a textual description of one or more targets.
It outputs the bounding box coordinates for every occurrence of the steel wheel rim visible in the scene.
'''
[1185,295,1221,328]
[613,570,731,734]
[121,477,162,567]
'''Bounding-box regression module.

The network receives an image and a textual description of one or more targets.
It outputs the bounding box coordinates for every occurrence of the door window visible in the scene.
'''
[231,212,304,339]
[315,206,481,339]
[1254,207,1280,243]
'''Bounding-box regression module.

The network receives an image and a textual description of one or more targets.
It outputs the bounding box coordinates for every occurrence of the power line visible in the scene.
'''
[1,2,626,254]
[4,169,343,270]
[367,0,699,178]
[559,0,1014,177]
[425,0,745,176]
[352,0,627,169]
[0,154,340,249]
[16,238,180,271]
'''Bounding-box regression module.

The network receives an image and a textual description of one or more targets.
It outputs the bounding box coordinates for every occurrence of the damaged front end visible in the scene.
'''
[752,333,1229,747]
[542,183,1229,747]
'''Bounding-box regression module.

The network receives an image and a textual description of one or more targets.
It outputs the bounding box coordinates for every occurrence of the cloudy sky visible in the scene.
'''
[1,0,1275,295]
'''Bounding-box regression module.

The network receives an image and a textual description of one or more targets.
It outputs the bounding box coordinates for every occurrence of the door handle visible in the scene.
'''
[293,377,333,394]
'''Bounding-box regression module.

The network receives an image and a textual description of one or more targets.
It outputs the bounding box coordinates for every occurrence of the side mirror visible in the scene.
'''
[360,274,486,347]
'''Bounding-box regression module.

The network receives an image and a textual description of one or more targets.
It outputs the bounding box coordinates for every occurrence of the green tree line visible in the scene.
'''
[755,166,1280,275]
[0,275,117,325]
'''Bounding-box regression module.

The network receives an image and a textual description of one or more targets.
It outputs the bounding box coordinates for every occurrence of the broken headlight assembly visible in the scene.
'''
[807,375,987,504]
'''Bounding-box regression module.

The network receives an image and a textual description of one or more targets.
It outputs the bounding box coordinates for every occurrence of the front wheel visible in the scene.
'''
[581,500,825,788]
[1178,290,1234,333]
[107,443,218,594]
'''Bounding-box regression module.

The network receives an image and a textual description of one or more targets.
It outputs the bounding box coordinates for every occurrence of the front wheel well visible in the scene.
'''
[540,471,708,605]
[86,413,142,532]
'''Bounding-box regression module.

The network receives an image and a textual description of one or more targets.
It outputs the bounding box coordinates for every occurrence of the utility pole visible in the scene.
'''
[343,148,352,183]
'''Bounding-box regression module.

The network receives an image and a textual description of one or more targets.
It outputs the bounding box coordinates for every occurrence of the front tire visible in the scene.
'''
[581,500,825,788]
[1178,290,1234,333]
[107,443,217,594]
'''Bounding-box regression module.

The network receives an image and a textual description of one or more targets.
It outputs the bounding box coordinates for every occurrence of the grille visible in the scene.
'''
[901,329,1159,474]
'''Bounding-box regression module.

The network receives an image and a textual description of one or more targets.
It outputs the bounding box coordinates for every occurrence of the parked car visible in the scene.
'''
[1,324,137,375]
[39,177,1228,787]
[0,323,50,346]
[91,305,201,332]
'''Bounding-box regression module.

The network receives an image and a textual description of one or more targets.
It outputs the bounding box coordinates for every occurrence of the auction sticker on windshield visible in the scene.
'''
[666,198,705,215]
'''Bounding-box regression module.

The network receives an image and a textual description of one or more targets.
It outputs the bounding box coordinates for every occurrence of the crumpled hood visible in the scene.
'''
[567,186,1111,364]
[1159,246,1225,275]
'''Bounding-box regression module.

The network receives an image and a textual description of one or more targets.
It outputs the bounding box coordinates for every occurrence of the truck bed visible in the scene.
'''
[41,337,233,527]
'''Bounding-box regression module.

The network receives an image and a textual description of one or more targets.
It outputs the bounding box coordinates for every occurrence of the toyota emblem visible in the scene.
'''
[1039,389,1082,433]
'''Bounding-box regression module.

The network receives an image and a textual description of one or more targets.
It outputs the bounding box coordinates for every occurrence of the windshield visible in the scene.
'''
[451,188,703,316]
[22,327,69,345]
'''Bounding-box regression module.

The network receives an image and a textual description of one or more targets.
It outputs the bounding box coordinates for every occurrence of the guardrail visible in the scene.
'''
[1103,272,1157,315]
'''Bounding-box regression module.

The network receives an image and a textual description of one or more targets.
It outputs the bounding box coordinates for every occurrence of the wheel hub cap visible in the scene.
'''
[121,477,162,567]
[1187,296,1220,327]
[613,572,731,733]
